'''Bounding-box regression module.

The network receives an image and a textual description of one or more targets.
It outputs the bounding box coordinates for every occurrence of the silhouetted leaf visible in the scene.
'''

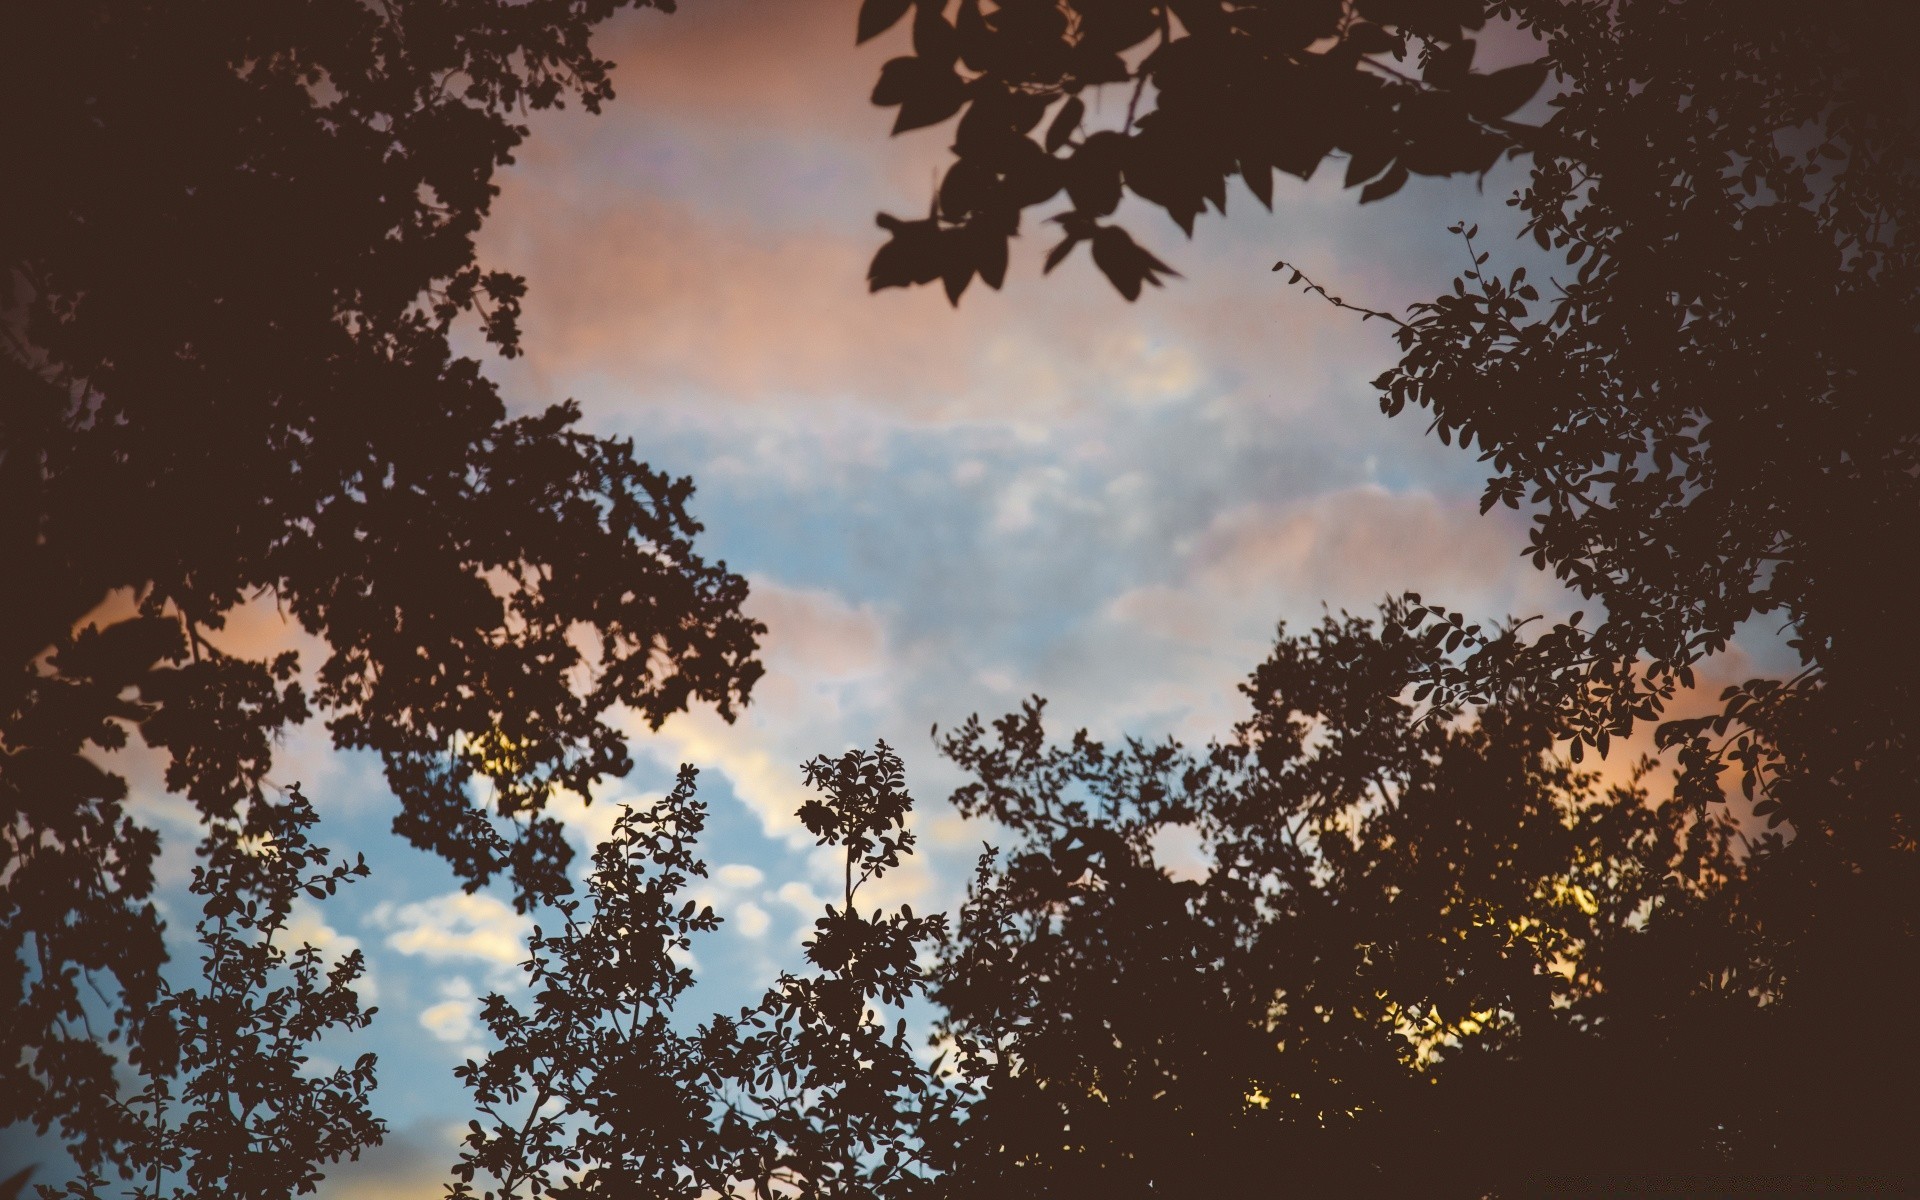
[1043,233,1083,273]
[1090,225,1178,300]
[857,0,913,44]
[1344,21,1403,55]
[1066,131,1127,216]
[1360,161,1409,202]
[1467,60,1550,119]
[1046,96,1085,153]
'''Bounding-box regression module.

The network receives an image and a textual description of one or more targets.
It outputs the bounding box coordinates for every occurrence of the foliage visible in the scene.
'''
[2,0,761,1177]
[930,605,1789,1194]
[859,2,1920,1165]
[858,0,1917,841]
[1371,0,1918,813]
[861,0,1920,1184]
[450,745,957,1200]
[37,786,381,1200]
[450,766,724,1199]
[860,0,1550,302]
[9,0,1917,1193]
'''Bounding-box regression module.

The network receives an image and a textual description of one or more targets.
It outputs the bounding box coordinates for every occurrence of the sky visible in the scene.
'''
[5,1,1792,1194]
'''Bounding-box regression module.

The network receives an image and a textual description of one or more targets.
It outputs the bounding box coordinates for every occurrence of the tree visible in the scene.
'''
[449,745,956,1200]
[853,0,1919,1187]
[860,0,1919,835]
[2,0,762,1182]
[860,0,1549,302]
[36,787,382,1200]
[13,0,1916,1192]
[929,607,1916,1193]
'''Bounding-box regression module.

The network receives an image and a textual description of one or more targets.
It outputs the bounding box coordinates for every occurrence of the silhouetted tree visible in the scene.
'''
[38,786,382,1200]
[451,745,959,1200]
[862,0,1549,302]
[2,0,760,1185]
[449,767,725,1199]
[860,0,1919,1187]
[11,0,1916,1193]
[863,0,1918,831]
[925,605,1772,1195]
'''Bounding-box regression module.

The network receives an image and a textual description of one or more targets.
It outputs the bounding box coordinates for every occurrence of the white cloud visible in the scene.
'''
[774,880,830,918]
[367,892,531,977]
[714,863,765,888]
[732,900,772,939]
[418,975,483,1048]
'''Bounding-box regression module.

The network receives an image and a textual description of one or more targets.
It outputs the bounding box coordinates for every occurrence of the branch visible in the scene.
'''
[1272,261,1407,327]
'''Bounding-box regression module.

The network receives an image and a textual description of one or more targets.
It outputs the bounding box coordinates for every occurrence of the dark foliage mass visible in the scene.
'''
[932,612,1909,1194]
[863,0,1550,302]
[36,788,381,1200]
[2,0,760,1187]
[449,746,957,1200]
[6,0,1916,1196]
[854,0,1919,1189]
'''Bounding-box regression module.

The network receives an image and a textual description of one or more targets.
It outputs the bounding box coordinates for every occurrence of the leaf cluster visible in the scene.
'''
[927,607,1872,1194]
[38,787,382,1200]
[862,0,1548,300]
[448,746,960,1200]
[2,0,763,1161]
[1368,0,1918,869]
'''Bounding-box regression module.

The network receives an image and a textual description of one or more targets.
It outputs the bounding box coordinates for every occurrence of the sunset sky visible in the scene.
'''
[5,1,1797,1193]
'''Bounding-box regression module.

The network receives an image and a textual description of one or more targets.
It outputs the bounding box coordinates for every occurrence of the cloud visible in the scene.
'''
[366,892,532,976]
[1104,485,1559,650]
[484,182,1245,431]
[732,900,772,940]
[714,862,765,889]
[593,0,891,136]
[417,975,483,1046]
[745,580,888,682]
[773,880,830,919]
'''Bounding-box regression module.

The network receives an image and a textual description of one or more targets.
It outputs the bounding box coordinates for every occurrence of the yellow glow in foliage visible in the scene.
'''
[1552,880,1601,916]
[1454,1008,1497,1038]
[468,729,529,778]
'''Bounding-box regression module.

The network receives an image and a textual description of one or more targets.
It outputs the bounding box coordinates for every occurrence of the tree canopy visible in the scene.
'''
[7,0,1917,1195]
[854,0,1920,1188]
[863,0,1919,886]
[862,0,1550,302]
[3,0,759,1181]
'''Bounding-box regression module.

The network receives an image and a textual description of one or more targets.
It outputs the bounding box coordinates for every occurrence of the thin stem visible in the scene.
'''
[1273,260,1408,327]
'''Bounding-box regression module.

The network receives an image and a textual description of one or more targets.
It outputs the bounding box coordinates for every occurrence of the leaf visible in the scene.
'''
[1466,60,1550,120]
[1423,38,1476,87]
[939,158,994,220]
[873,56,968,133]
[974,223,1010,290]
[857,0,913,44]
[1065,131,1126,217]
[1045,96,1084,153]
[1043,234,1082,274]
[870,56,919,106]
[1090,225,1178,301]
[896,65,969,133]
[1359,161,1408,203]
[942,253,974,306]
[1344,21,1402,55]
[867,214,944,291]
[1344,125,1398,188]
[1241,157,1274,208]
[913,6,959,67]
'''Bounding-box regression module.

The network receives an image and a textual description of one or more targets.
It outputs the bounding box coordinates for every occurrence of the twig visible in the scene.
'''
[1271,260,1407,327]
